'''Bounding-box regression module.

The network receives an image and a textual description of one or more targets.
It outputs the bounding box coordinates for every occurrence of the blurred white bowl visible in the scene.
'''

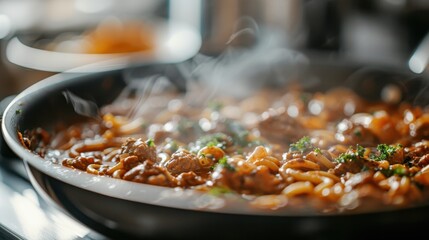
[5,18,202,73]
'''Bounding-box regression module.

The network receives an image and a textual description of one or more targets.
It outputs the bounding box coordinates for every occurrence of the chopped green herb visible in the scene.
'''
[289,136,313,153]
[381,166,408,177]
[336,145,364,163]
[193,133,232,152]
[145,138,155,147]
[336,152,356,163]
[164,139,179,153]
[354,129,362,137]
[372,144,401,161]
[314,148,322,154]
[15,109,22,114]
[206,139,219,147]
[209,186,232,196]
[300,93,311,104]
[393,166,407,176]
[225,120,253,147]
[356,145,365,157]
[217,157,235,172]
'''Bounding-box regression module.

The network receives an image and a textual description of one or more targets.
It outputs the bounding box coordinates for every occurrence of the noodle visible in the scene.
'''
[21,85,429,214]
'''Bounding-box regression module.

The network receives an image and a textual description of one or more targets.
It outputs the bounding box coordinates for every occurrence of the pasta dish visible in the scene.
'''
[20,82,429,214]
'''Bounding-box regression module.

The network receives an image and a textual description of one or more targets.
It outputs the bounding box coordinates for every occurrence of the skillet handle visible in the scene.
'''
[0,95,18,159]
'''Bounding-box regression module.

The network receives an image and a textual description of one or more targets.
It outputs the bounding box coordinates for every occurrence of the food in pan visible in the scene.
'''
[20,82,429,214]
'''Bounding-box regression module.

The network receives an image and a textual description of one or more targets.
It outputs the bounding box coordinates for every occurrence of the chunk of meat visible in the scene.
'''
[212,163,284,195]
[336,119,379,146]
[332,159,364,176]
[418,154,429,168]
[123,161,177,187]
[176,172,206,187]
[120,138,158,163]
[258,111,306,144]
[410,114,429,139]
[62,156,99,170]
[123,155,140,170]
[404,142,429,166]
[164,149,209,175]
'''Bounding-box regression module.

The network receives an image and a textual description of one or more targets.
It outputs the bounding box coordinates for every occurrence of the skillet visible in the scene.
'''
[2,56,429,239]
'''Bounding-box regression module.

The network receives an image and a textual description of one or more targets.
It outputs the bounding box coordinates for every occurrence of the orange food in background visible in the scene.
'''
[82,20,155,54]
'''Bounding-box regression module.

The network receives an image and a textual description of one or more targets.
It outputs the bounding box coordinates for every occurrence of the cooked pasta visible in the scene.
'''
[20,84,429,214]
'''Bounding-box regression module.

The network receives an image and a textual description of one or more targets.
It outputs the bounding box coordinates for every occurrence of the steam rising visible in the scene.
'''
[180,17,309,107]
[123,75,174,119]
[63,90,101,120]
[61,17,429,122]
[59,18,314,122]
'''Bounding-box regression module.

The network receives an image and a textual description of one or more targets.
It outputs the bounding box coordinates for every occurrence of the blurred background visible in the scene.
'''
[1,0,429,99]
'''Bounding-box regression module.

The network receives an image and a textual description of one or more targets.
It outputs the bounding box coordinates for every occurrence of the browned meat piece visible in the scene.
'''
[212,165,284,195]
[332,160,364,176]
[418,154,429,167]
[123,161,177,187]
[258,111,306,144]
[404,142,429,166]
[21,128,51,156]
[164,149,209,175]
[336,119,379,146]
[387,148,405,165]
[410,114,429,139]
[176,172,206,187]
[62,156,99,171]
[120,138,158,163]
[123,155,140,170]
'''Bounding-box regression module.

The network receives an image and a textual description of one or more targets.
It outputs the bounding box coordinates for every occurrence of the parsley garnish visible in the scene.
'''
[164,139,178,153]
[372,144,402,161]
[289,136,313,153]
[353,129,362,137]
[145,138,155,147]
[381,165,408,177]
[356,145,365,157]
[300,93,311,104]
[393,166,407,176]
[209,186,232,196]
[314,148,322,154]
[336,145,364,163]
[193,133,232,152]
[225,120,252,147]
[216,157,235,172]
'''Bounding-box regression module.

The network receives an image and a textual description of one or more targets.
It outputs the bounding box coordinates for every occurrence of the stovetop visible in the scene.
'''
[0,157,108,240]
